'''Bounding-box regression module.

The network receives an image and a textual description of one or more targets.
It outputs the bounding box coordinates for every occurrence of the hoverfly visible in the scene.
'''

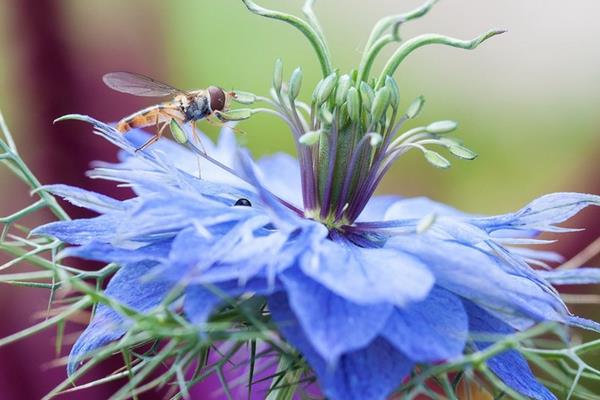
[103,72,242,151]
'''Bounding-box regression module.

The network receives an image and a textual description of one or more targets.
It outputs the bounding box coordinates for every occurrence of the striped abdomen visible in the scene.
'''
[116,105,182,133]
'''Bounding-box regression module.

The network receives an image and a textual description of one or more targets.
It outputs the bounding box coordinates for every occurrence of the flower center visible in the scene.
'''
[269,66,427,228]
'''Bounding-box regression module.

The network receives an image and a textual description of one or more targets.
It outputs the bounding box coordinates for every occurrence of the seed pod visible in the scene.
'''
[426,120,458,134]
[359,81,374,110]
[346,87,361,122]
[371,87,391,122]
[406,96,425,119]
[169,119,187,144]
[384,76,400,110]
[316,72,337,105]
[335,74,352,107]
[288,67,303,101]
[299,129,322,145]
[273,58,283,92]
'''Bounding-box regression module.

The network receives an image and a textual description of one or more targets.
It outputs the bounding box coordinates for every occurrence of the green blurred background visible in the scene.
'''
[1,0,599,211]
[0,1,598,398]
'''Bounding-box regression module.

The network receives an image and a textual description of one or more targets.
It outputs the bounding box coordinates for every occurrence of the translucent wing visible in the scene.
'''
[103,72,187,97]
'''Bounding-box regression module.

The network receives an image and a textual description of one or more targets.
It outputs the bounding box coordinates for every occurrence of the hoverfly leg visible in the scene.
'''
[135,134,161,152]
[190,121,205,178]
[134,113,165,152]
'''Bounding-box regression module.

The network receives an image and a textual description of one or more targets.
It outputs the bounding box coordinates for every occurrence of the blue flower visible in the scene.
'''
[34,115,600,400]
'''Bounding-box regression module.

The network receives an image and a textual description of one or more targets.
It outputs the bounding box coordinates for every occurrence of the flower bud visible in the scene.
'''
[424,150,450,169]
[406,96,425,119]
[346,87,361,122]
[169,119,187,144]
[449,144,477,160]
[273,58,283,92]
[384,76,400,110]
[335,74,352,106]
[299,129,323,145]
[369,133,382,147]
[359,81,374,110]
[371,87,391,122]
[319,104,334,126]
[288,67,303,101]
[316,72,337,105]
[232,91,256,104]
[218,108,252,121]
[426,120,458,134]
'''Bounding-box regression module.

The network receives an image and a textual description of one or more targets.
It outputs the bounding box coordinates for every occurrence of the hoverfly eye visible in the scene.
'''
[234,198,252,207]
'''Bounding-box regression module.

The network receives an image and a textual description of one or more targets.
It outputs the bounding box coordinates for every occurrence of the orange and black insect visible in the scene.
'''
[103,72,236,150]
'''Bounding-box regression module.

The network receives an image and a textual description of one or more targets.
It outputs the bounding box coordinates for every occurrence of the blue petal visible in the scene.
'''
[384,196,467,220]
[471,192,600,233]
[59,240,171,264]
[301,235,434,307]
[236,149,303,229]
[463,301,557,400]
[388,235,566,327]
[33,214,121,245]
[68,261,173,375]
[268,293,413,400]
[539,268,600,285]
[355,195,401,221]
[184,278,277,326]
[42,184,124,214]
[280,268,392,365]
[256,153,302,207]
[381,287,467,362]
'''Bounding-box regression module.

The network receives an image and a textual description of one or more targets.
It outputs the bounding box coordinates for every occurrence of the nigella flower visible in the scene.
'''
[31,2,600,398]
[34,115,600,400]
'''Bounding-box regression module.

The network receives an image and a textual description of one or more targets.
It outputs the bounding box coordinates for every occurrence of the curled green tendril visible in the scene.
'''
[241,0,333,77]
[357,0,439,83]
[376,30,506,88]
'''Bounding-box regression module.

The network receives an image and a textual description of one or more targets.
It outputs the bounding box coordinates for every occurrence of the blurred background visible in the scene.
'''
[0,0,598,398]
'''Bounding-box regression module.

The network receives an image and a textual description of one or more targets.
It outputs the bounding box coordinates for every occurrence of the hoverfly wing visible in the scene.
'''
[103,72,187,97]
